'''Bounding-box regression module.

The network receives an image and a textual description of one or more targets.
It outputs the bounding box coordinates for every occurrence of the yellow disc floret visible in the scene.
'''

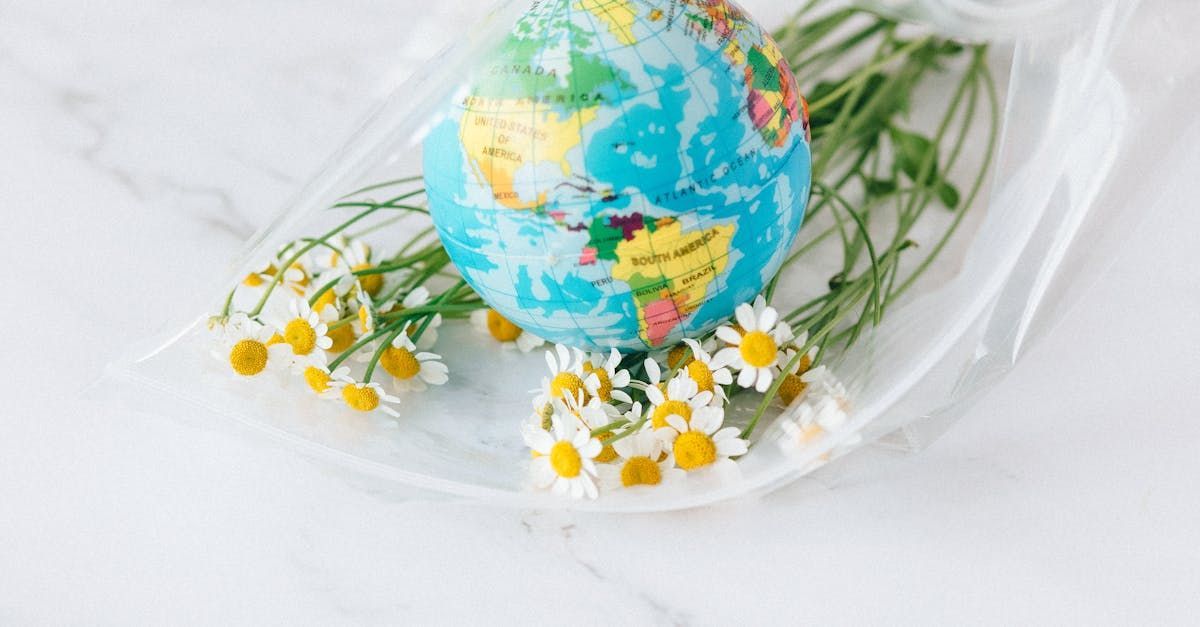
[778,373,808,406]
[229,339,268,376]
[673,431,717,470]
[312,289,337,312]
[549,372,586,401]
[304,366,331,394]
[341,384,380,412]
[594,432,618,463]
[739,331,778,368]
[620,457,662,487]
[326,325,356,353]
[380,346,420,380]
[284,319,318,355]
[667,344,689,369]
[651,400,692,429]
[549,441,582,478]
[486,309,522,342]
[353,264,383,297]
[686,360,714,393]
[582,362,613,402]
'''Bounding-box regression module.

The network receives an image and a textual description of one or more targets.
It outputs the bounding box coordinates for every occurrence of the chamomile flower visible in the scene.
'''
[655,407,748,472]
[776,394,853,451]
[272,250,314,297]
[265,298,335,365]
[643,371,720,430]
[600,428,684,490]
[391,287,441,349]
[377,328,448,392]
[582,348,632,404]
[212,313,289,377]
[776,337,817,407]
[330,375,402,417]
[471,308,545,352]
[299,364,350,399]
[240,259,277,289]
[560,391,623,463]
[314,234,370,271]
[524,415,602,499]
[676,338,734,401]
[714,300,796,393]
[533,343,591,408]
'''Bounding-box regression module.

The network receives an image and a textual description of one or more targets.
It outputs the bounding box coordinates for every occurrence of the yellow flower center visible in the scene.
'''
[353,263,383,297]
[739,331,778,368]
[313,289,337,312]
[666,344,689,369]
[242,273,266,287]
[686,360,715,393]
[284,318,318,355]
[229,339,268,376]
[673,431,717,470]
[486,309,523,342]
[380,346,420,380]
[341,384,380,412]
[595,432,618,463]
[582,362,613,402]
[326,325,356,353]
[651,400,692,429]
[549,441,582,478]
[549,372,586,401]
[303,366,331,394]
[357,305,372,331]
[266,333,285,346]
[620,456,662,487]
[778,373,808,406]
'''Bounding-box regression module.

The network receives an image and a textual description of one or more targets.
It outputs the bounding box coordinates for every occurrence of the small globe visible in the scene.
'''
[423,0,811,351]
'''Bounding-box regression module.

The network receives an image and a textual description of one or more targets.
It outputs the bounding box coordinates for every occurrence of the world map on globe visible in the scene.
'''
[423,0,812,351]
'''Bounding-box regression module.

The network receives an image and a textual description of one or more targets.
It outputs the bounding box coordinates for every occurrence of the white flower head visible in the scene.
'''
[212,313,290,377]
[643,371,721,432]
[583,348,632,404]
[714,299,796,393]
[263,297,337,368]
[330,374,402,417]
[298,363,351,399]
[677,338,734,403]
[599,430,684,491]
[654,405,747,473]
[532,343,591,408]
[378,327,448,392]
[471,308,545,352]
[524,415,602,499]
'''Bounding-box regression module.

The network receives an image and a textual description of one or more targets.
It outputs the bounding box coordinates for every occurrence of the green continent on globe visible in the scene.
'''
[423,0,813,351]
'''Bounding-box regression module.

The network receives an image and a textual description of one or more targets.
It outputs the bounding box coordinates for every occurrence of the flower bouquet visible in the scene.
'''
[111,0,1142,510]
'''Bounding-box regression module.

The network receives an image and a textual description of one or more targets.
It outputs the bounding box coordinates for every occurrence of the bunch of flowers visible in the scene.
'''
[520,297,856,499]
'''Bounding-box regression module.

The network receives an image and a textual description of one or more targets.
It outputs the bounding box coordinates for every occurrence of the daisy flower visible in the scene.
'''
[389,287,441,350]
[776,337,817,407]
[313,234,370,272]
[560,391,622,463]
[299,363,351,399]
[377,327,449,392]
[676,338,734,401]
[240,259,277,289]
[265,298,335,365]
[471,308,545,352]
[582,348,632,404]
[330,375,402,417]
[777,394,854,451]
[714,300,796,393]
[655,407,748,472]
[601,429,684,490]
[532,343,591,408]
[524,415,602,499]
[643,370,720,431]
[212,313,289,377]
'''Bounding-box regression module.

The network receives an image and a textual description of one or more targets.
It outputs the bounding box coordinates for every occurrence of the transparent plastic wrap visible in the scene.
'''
[106,0,1195,510]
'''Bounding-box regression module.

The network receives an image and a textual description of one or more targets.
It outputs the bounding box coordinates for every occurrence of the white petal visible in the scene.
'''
[715,326,742,345]
[735,303,757,332]
[666,414,688,433]
[755,368,774,393]
[737,366,756,388]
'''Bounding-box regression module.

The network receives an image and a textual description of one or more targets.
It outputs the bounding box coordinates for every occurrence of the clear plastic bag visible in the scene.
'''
[106,0,1195,509]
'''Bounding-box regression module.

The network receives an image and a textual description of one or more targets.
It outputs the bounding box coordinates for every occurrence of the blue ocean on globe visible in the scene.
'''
[423,0,811,351]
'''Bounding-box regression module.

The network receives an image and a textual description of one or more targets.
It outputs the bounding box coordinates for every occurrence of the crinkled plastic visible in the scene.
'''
[107,0,1196,510]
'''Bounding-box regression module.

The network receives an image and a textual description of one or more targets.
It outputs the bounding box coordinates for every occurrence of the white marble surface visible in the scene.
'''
[3,1,1199,624]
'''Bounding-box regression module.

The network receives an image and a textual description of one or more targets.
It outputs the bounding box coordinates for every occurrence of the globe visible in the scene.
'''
[423,0,811,352]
